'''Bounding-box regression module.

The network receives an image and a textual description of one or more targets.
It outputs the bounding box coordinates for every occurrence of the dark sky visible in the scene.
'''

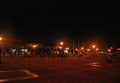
[0,1,120,46]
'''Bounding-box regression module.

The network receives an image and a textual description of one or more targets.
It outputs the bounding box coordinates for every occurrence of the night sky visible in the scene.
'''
[0,1,120,46]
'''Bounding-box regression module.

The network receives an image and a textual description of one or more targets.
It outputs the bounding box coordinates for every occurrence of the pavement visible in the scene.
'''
[0,55,120,83]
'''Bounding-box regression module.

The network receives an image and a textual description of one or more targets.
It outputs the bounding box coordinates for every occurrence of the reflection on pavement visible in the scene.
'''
[0,69,39,83]
[86,62,101,67]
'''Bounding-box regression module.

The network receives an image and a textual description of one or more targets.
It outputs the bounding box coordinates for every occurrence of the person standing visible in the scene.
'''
[0,48,2,64]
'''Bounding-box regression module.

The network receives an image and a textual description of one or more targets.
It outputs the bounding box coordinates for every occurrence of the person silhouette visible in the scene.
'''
[0,48,2,64]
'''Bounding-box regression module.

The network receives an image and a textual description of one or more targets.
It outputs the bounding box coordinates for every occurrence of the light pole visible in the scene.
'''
[31,44,39,56]
[59,41,64,49]
[0,37,3,64]
[73,41,75,55]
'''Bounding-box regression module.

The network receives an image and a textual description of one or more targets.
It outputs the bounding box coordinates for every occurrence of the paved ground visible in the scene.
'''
[0,56,120,83]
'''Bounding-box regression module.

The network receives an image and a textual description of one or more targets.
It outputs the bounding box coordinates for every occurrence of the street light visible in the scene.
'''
[59,42,64,49]
[92,45,96,48]
[32,44,38,49]
[81,47,84,50]
[60,42,64,46]
[0,37,2,41]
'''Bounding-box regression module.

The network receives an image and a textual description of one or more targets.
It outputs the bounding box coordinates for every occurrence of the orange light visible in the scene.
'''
[0,37,2,41]
[87,48,90,51]
[60,42,63,45]
[75,48,78,51]
[65,47,69,50]
[92,45,96,48]
[59,46,62,49]
[108,49,111,52]
[81,47,84,50]
[96,48,99,51]
[32,44,38,48]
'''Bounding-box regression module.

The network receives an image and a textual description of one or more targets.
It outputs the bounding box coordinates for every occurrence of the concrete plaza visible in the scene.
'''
[0,56,120,83]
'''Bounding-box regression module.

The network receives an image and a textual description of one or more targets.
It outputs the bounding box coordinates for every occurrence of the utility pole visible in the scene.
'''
[73,41,75,55]
[78,41,80,50]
